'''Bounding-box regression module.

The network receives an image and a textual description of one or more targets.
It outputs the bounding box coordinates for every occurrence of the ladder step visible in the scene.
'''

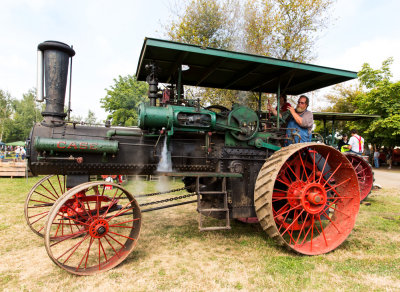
[199,226,231,231]
[199,191,226,195]
[199,208,228,212]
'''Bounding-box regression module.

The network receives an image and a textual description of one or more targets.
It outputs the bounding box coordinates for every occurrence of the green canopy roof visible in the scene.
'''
[136,38,358,95]
[313,112,380,121]
[6,141,26,147]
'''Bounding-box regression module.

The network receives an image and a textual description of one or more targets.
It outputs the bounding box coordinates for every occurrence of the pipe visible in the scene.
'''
[106,129,143,139]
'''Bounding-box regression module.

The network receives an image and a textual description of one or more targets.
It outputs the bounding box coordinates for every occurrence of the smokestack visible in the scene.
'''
[37,41,75,126]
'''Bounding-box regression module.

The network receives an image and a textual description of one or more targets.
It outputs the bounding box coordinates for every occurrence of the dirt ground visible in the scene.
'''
[372,165,400,189]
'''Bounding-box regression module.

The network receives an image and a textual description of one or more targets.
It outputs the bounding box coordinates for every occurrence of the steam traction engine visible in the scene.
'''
[25,39,361,275]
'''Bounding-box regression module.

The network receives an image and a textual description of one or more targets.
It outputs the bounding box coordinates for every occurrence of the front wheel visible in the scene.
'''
[44,181,141,275]
[254,143,360,255]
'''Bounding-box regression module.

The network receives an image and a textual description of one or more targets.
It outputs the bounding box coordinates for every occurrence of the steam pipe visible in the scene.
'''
[106,129,143,139]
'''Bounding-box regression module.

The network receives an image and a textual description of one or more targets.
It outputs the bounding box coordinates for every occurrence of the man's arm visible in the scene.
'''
[288,106,302,125]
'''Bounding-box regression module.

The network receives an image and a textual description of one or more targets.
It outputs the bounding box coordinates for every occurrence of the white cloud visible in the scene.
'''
[318,37,400,81]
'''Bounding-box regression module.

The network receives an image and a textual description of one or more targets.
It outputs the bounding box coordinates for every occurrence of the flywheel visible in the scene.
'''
[254,143,360,255]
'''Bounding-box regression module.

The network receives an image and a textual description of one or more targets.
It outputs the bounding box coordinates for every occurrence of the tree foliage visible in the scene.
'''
[100,75,148,126]
[2,89,42,142]
[317,58,400,147]
[163,0,336,108]
[314,84,362,136]
[165,0,239,50]
[353,59,400,147]
[244,0,334,62]
[0,89,13,141]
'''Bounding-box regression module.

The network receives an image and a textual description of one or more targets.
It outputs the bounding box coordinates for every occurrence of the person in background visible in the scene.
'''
[21,147,26,160]
[278,94,291,112]
[15,146,21,161]
[268,94,291,116]
[386,148,392,169]
[373,148,380,168]
[337,134,349,152]
[344,129,364,155]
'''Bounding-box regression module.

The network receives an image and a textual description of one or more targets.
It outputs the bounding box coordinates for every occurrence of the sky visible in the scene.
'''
[1,0,400,120]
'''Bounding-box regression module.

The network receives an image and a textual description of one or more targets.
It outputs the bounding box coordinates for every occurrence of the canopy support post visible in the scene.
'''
[277,80,281,129]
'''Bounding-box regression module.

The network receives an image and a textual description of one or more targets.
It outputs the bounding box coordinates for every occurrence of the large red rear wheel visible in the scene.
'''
[44,181,141,275]
[24,175,66,237]
[254,143,360,255]
[344,153,374,201]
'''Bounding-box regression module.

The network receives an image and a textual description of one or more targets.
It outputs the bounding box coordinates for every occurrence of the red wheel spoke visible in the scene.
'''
[101,189,121,218]
[277,206,293,233]
[108,231,136,241]
[276,177,291,187]
[33,191,57,202]
[295,213,309,245]
[281,210,304,237]
[325,178,351,194]
[323,162,343,187]
[318,153,330,184]
[99,238,108,263]
[273,203,289,219]
[56,208,90,226]
[109,218,141,227]
[58,234,90,263]
[28,210,49,219]
[48,179,61,199]
[39,184,59,200]
[317,214,328,246]
[273,188,288,194]
[106,233,125,247]
[284,162,301,182]
[57,175,64,195]
[310,216,315,251]
[104,235,120,258]
[106,201,137,222]
[321,210,341,234]
[29,212,49,224]
[76,237,94,271]
[298,151,310,182]
[50,229,88,247]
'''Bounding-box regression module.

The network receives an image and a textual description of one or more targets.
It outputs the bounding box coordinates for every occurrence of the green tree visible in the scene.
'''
[0,89,13,142]
[163,0,336,107]
[314,84,362,136]
[165,0,241,108]
[244,0,335,62]
[3,89,42,142]
[165,0,239,50]
[353,59,400,147]
[317,58,400,147]
[101,75,148,126]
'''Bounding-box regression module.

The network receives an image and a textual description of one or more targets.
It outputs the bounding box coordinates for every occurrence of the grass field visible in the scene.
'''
[0,176,399,291]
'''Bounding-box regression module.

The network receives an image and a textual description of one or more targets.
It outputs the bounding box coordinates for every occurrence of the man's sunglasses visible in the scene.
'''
[298,101,306,104]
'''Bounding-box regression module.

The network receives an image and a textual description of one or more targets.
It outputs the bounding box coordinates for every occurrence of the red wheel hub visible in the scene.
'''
[89,218,109,238]
[300,183,327,214]
[287,181,305,209]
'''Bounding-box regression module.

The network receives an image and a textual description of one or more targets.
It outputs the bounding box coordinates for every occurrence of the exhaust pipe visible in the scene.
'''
[37,41,75,126]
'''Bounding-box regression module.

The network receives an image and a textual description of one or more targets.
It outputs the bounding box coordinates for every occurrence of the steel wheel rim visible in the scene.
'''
[255,143,360,255]
[345,153,374,201]
[24,175,66,237]
[44,181,141,275]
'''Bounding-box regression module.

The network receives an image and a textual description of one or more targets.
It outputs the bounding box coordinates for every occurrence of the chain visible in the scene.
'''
[135,186,188,198]
[139,192,197,207]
